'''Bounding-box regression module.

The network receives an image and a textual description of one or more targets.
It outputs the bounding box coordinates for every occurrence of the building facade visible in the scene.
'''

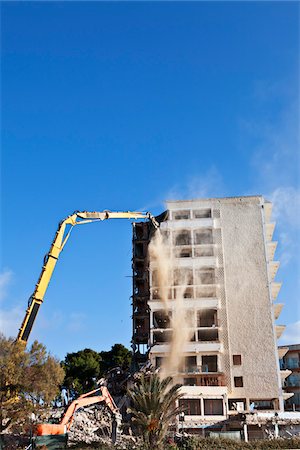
[279,344,300,411]
[132,196,289,428]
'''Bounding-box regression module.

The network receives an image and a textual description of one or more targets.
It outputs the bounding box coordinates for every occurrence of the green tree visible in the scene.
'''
[0,334,64,433]
[127,373,182,449]
[62,344,132,394]
[62,348,102,394]
[100,344,132,373]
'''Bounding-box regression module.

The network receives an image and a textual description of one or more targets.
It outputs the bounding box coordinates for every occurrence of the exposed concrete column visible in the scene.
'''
[200,396,204,417]
[243,423,248,442]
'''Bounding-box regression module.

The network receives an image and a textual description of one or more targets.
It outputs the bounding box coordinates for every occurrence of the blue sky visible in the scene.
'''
[1,1,299,359]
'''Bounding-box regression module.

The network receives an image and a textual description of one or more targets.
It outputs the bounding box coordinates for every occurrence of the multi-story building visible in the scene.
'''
[132,196,289,428]
[279,344,300,411]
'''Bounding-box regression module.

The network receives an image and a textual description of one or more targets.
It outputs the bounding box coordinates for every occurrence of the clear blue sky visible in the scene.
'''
[1,1,299,359]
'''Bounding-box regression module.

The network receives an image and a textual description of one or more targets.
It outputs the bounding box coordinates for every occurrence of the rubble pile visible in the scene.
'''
[68,405,113,446]
[37,405,114,446]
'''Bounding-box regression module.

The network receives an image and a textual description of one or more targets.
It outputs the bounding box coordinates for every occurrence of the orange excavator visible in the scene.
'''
[33,386,122,448]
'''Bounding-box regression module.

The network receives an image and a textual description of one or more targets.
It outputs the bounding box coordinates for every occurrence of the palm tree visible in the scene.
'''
[127,372,182,449]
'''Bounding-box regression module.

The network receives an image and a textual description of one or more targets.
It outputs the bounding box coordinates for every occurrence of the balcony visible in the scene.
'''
[197,310,218,328]
[150,341,222,353]
[148,297,219,311]
[197,328,219,342]
[173,256,216,268]
[278,347,289,359]
[283,392,294,401]
[180,371,225,387]
[265,223,275,241]
[280,369,292,381]
[264,201,273,223]
[268,261,280,280]
[275,325,285,339]
[271,282,282,300]
[273,303,284,320]
[285,376,300,387]
[166,218,213,229]
[281,360,300,370]
[267,242,277,261]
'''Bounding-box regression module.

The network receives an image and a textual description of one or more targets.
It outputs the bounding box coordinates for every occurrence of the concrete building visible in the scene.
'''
[279,344,300,411]
[132,196,289,428]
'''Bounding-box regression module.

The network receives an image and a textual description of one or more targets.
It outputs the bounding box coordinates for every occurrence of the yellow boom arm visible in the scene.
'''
[17,210,158,343]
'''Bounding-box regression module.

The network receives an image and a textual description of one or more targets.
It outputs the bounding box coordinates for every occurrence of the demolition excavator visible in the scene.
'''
[33,386,122,448]
[16,210,157,447]
[18,210,158,343]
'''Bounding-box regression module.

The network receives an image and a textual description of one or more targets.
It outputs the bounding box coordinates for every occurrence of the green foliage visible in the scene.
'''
[176,436,300,450]
[100,344,132,373]
[0,333,64,432]
[62,344,132,394]
[127,372,183,450]
[62,348,102,394]
[51,437,300,450]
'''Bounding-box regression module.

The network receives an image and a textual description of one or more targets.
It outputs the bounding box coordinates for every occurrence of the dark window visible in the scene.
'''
[190,332,196,342]
[193,209,211,219]
[198,329,218,342]
[195,286,217,298]
[179,399,201,415]
[194,229,213,245]
[174,268,193,286]
[153,330,171,344]
[183,378,197,386]
[174,287,194,299]
[194,246,214,257]
[183,288,193,298]
[134,224,145,240]
[153,311,171,329]
[234,376,243,387]
[197,310,217,327]
[184,356,197,372]
[151,270,158,287]
[204,399,223,415]
[135,242,144,257]
[233,355,242,365]
[174,210,190,220]
[176,248,192,258]
[195,269,215,285]
[152,289,160,300]
[249,399,276,410]
[228,399,246,411]
[174,231,191,246]
[155,357,163,368]
[202,355,218,372]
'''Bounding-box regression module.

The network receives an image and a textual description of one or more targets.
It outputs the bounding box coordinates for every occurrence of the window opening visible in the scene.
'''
[234,377,243,387]
[194,246,214,257]
[198,329,218,342]
[195,269,215,285]
[174,231,192,246]
[194,229,213,245]
[173,210,190,220]
[202,355,218,372]
[204,399,223,415]
[233,355,242,365]
[193,209,211,219]
[179,399,201,415]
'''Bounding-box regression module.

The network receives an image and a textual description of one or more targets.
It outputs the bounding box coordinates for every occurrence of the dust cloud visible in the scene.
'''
[149,229,194,378]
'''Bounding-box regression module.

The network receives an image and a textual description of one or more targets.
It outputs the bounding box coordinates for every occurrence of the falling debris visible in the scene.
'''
[149,229,194,378]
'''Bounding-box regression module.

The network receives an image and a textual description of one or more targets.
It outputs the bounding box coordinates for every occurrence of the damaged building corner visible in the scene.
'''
[131,196,300,438]
[131,211,168,369]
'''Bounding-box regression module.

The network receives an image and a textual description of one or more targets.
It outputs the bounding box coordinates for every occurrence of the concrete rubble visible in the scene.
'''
[68,405,113,445]
[41,403,138,448]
